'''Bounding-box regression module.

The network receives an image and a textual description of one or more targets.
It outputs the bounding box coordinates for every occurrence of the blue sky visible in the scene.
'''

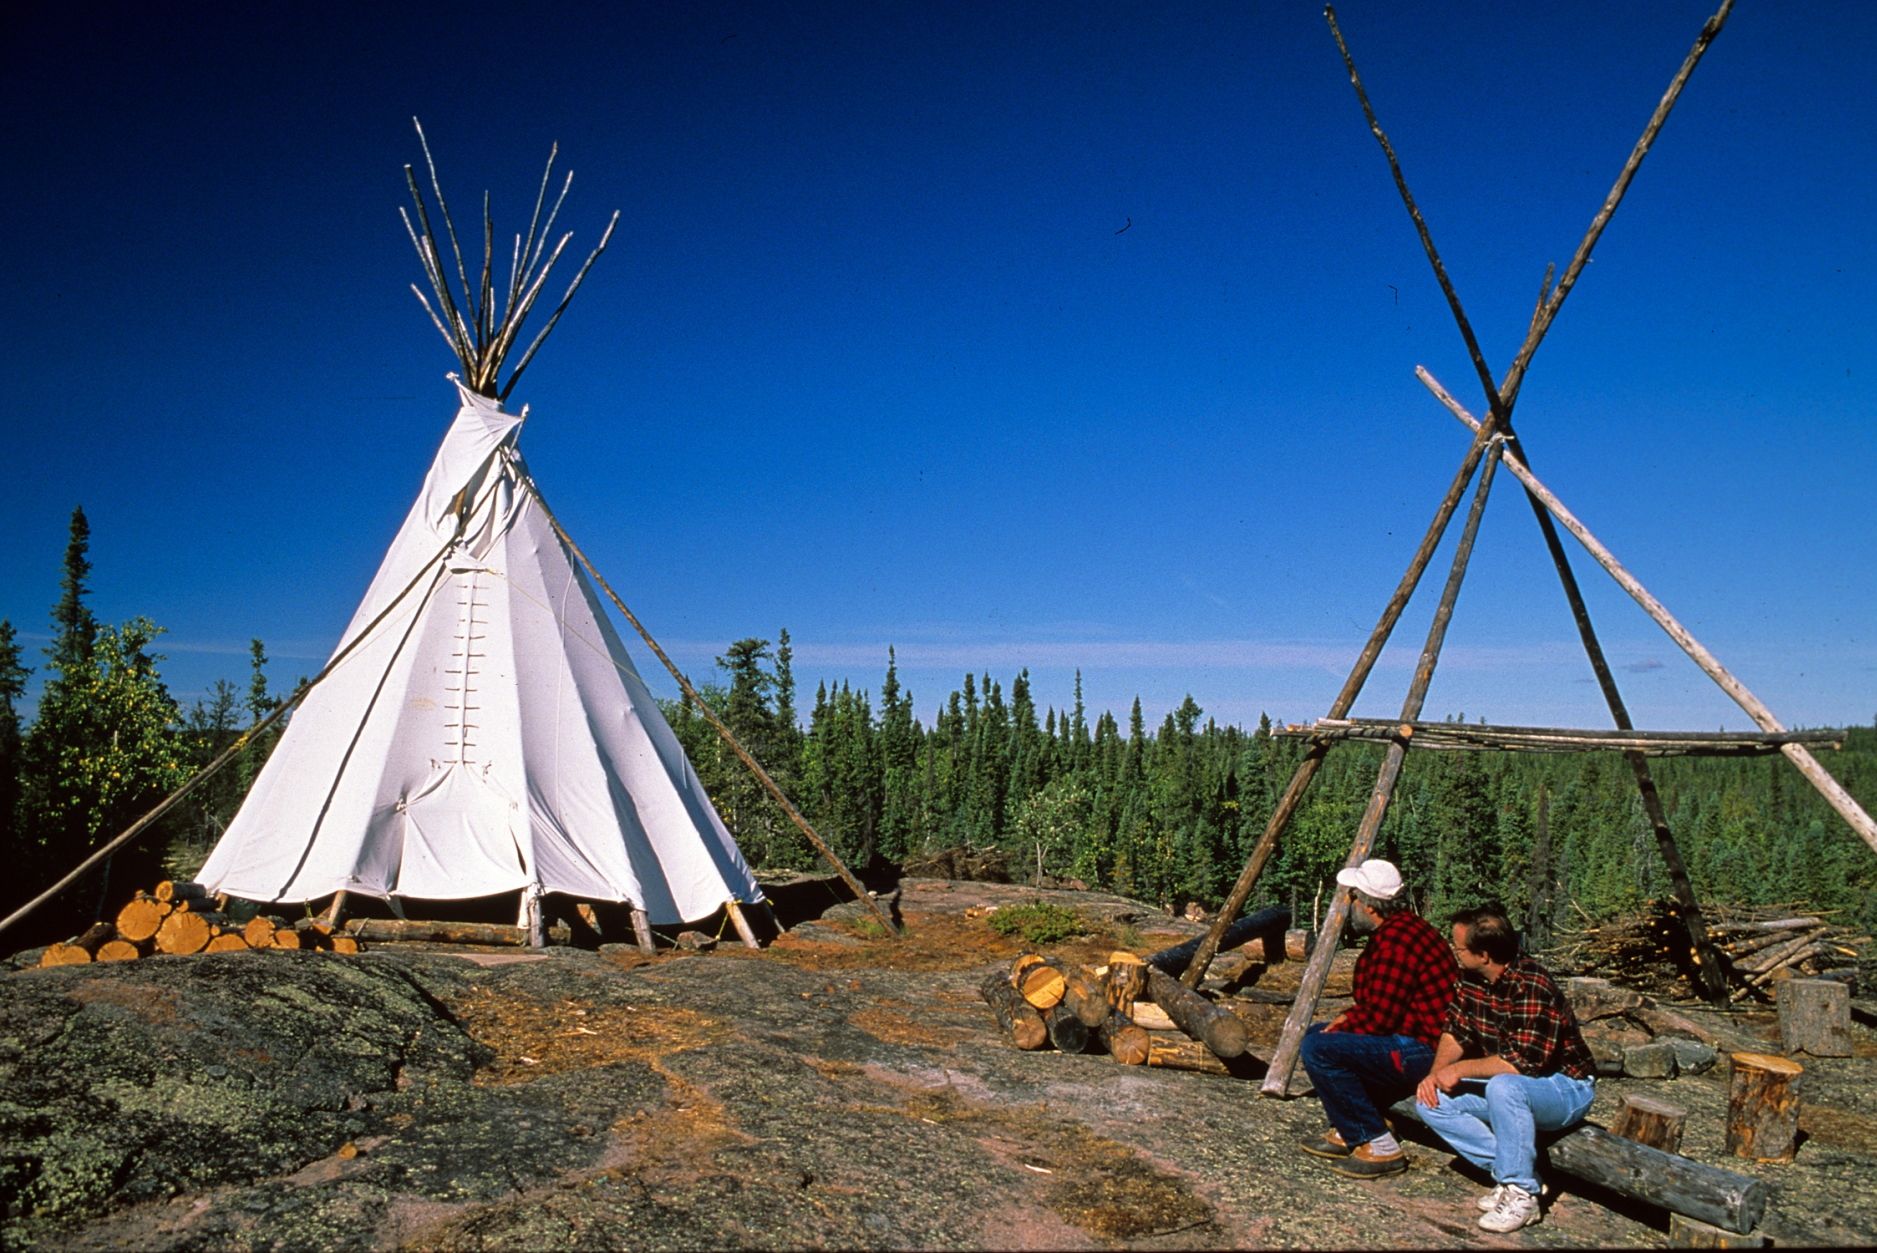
[3,1,1871,736]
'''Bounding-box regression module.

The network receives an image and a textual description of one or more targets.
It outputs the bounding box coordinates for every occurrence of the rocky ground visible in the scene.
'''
[3,878,1874,1250]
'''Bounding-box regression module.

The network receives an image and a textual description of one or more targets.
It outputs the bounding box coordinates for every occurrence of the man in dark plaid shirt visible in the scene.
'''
[1417,904,1596,1233]
[1297,858,1457,1178]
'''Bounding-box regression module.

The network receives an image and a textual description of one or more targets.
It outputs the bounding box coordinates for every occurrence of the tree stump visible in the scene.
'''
[1610,1094,1687,1153]
[1725,1053,1803,1162]
[980,971,1048,1050]
[1778,978,1852,1057]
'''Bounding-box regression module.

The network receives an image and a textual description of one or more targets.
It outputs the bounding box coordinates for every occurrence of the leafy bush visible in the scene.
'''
[988,900,1088,945]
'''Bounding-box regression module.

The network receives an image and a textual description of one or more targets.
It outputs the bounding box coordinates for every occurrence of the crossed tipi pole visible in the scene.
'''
[1179,0,1877,1098]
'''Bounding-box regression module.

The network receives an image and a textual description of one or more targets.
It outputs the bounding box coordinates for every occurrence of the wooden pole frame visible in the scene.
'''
[1185,2,1740,1020]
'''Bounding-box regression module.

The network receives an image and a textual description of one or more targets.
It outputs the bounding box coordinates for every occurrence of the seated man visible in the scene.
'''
[1298,858,1457,1178]
[1417,904,1596,1233]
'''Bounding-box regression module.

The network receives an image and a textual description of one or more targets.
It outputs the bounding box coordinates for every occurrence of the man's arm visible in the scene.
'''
[1415,1032,1518,1104]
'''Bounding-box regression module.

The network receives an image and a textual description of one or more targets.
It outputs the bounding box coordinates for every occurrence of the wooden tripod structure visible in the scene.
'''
[1177,0,1877,1097]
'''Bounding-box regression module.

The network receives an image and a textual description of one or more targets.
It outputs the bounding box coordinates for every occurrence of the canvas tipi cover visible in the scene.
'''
[198,381,762,924]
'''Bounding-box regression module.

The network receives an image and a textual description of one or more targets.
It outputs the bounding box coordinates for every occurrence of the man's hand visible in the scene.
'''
[1416,1064,1461,1106]
[1324,1012,1349,1033]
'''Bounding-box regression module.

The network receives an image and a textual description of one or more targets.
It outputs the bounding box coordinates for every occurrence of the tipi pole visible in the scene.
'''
[1419,368,1729,996]
[630,906,656,954]
[1422,379,1877,855]
[724,899,761,950]
[542,511,901,938]
[1178,405,1513,988]
[1262,435,1504,1096]
[0,537,456,939]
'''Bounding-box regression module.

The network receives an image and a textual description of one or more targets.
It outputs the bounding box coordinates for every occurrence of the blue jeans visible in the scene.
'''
[1299,1023,1435,1147]
[1419,1071,1596,1193]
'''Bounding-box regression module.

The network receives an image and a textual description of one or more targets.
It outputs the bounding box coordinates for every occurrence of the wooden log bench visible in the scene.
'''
[1389,1098,1767,1235]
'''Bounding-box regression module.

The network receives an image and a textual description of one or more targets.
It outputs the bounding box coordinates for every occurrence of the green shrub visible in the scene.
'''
[988,900,1088,946]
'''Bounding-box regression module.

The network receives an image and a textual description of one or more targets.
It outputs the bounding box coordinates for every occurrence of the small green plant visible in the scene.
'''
[1113,922,1145,951]
[853,916,889,940]
[988,900,1088,946]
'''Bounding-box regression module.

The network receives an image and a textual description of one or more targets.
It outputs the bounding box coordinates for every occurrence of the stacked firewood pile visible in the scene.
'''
[35,881,361,966]
[979,906,1289,1076]
[1550,899,1868,1001]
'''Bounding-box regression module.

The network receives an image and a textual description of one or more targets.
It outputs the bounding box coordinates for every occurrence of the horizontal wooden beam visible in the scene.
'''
[1277,718,1841,758]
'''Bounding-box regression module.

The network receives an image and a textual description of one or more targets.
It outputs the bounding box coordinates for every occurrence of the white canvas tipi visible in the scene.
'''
[197,379,763,925]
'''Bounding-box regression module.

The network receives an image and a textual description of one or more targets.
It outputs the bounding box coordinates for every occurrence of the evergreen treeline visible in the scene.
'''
[667,636,1877,937]
[0,508,284,945]
[2,513,1872,948]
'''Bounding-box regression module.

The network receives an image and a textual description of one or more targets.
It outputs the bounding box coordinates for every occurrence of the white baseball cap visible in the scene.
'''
[1336,858,1404,901]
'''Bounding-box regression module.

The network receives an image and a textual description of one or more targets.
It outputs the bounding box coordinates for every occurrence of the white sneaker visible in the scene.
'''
[1475,1184,1505,1212]
[1478,1183,1542,1233]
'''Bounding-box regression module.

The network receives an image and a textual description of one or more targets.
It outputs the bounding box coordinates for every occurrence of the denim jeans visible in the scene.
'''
[1419,1071,1596,1193]
[1299,1022,1435,1147]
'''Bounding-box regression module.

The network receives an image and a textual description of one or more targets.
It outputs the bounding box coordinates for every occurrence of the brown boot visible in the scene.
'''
[1329,1142,1409,1179]
[1299,1129,1352,1159]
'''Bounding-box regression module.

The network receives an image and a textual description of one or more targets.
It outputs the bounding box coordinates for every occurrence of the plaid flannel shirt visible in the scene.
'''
[1338,911,1457,1047]
[1444,955,1596,1079]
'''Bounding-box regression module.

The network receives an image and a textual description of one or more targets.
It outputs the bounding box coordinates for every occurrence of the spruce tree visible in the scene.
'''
[0,621,30,891]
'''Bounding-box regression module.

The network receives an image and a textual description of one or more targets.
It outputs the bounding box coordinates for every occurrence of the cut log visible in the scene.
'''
[329,935,362,955]
[1144,967,1249,1059]
[96,939,144,962]
[1390,1100,1766,1234]
[1632,1004,1717,1045]
[1777,978,1851,1057]
[1284,929,1311,961]
[344,918,539,946]
[1667,1213,1771,1248]
[1725,1052,1803,1162]
[980,970,1048,1050]
[1129,1002,1177,1032]
[1145,906,1290,977]
[155,909,218,955]
[38,943,93,967]
[1145,1034,1263,1078]
[1611,1094,1688,1153]
[1734,929,1824,975]
[242,916,280,948]
[204,933,251,953]
[154,880,209,904]
[1061,965,1110,1028]
[1044,1003,1091,1053]
[271,927,304,950]
[1105,951,1146,1016]
[1018,960,1068,1011]
[1010,953,1047,985]
[115,896,170,943]
[295,921,335,951]
[1095,1011,1150,1065]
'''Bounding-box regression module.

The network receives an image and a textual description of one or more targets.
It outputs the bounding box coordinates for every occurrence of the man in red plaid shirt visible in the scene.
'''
[1417,904,1596,1232]
[1297,858,1457,1178]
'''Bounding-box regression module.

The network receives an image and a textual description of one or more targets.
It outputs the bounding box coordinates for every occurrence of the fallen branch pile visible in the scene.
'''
[1548,899,1868,1001]
[36,881,361,965]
